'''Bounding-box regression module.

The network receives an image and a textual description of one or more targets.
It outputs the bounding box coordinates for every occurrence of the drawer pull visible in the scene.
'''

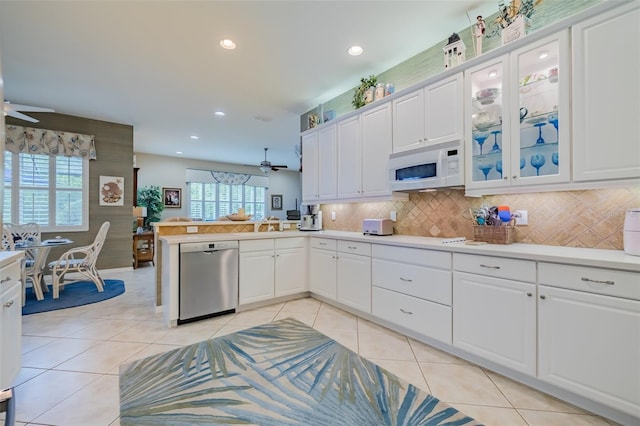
[347,246,357,250]
[0,276,11,283]
[540,295,546,300]
[399,277,413,283]
[400,308,413,315]
[526,292,532,297]
[319,242,327,246]
[581,277,614,285]
[4,300,14,308]
[480,264,500,269]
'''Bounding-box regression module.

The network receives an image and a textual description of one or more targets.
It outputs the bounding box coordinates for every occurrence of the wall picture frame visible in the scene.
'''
[99,176,124,206]
[271,194,283,210]
[163,187,182,208]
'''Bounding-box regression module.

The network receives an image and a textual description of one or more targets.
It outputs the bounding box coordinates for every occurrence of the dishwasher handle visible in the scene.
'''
[180,240,239,253]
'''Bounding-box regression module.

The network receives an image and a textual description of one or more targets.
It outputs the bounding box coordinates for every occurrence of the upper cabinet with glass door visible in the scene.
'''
[465,31,570,195]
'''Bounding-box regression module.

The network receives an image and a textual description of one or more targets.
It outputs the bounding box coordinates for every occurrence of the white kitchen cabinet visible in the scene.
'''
[337,115,361,199]
[309,238,337,300]
[393,73,463,153]
[274,238,307,297]
[372,245,452,344]
[337,103,394,200]
[301,124,337,202]
[465,31,570,195]
[239,239,275,304]
[453,254,537,375]
[1,259,22,390]
[571,2,640,183]
[301,131,319,201]
[336,241,371,313]
[240,238,307,304]
[317,124,338,200]
[538,262,640,417]
[361,102,394,197]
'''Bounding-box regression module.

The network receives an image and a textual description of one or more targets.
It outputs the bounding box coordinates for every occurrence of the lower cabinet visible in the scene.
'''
[538,263,640,417]
[1,259,22,390]
[336,241,371,313]
[372,245,452,344]
[309,238,337,300]
[239,237,306,305]
[452,254,537,375]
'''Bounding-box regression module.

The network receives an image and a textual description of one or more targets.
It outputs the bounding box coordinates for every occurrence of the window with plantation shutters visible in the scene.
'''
[3,151,88,232]
[188,182,266,221]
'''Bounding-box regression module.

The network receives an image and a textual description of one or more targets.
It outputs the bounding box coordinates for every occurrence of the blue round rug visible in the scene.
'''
[22,279,126,315]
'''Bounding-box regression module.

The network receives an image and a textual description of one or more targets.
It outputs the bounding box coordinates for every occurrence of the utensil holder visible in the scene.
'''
[472,221,516,244]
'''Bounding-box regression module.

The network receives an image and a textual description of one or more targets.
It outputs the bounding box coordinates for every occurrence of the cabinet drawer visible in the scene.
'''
[337,240,371,256]
[539,262,640,300]
[0,260,21,285]
[372,245,451,269]
[240,239,274,252]
[275,237,306,250]
[372,259,451,305]
[453,253,536,283]
[372,286,451,344]
[310,238,337,251]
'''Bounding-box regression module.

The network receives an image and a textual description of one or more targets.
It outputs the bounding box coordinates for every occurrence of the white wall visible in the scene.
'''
[135,153,302,220]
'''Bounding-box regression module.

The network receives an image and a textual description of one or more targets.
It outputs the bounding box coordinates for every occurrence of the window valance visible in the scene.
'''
[5,124,97,160]
[185,168,269,188]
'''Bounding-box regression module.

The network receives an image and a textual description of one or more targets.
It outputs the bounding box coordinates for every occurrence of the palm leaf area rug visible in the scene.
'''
[119,318,480,425]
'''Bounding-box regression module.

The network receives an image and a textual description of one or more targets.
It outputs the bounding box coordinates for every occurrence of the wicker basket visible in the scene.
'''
[472,222,516,244]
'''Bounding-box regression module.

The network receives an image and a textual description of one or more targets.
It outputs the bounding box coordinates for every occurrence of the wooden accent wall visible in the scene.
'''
[6,113,134,269]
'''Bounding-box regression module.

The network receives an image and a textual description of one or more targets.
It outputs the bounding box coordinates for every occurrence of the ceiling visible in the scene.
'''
[0,0,495,171]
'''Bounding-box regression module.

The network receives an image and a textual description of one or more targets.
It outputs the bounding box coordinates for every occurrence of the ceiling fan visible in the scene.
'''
[259,147,287,173]
[3,101,54,123]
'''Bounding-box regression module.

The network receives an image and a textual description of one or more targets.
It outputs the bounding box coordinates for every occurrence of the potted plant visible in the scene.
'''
[352,75,377,109]
[137,185,164,229]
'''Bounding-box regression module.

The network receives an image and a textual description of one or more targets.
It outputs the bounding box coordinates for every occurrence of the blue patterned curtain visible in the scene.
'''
[5,124,97,160]
[210,171,251,185]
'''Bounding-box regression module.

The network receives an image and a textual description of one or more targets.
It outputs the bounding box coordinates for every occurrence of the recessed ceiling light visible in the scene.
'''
[220,39,236,50]
[190,135,199,140]
[214,111,225,116]
[488,70,498,77]
[347,46,363,56]
[539,51,548,59]
[176,151,183,154]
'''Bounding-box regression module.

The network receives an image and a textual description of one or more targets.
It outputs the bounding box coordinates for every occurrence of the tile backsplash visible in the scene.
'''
[320,187,640,250]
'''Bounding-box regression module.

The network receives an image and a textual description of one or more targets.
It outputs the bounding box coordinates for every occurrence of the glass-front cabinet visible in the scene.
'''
[465,31,569,194]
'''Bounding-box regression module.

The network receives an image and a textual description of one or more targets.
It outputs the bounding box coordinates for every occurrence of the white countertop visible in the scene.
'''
[160,230,640,272]
[0,251,24,269]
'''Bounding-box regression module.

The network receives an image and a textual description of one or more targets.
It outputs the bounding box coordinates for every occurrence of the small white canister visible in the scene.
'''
[623,208,640,256]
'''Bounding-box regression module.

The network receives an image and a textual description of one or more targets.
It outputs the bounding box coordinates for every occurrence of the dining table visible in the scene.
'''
[14,237,74,300]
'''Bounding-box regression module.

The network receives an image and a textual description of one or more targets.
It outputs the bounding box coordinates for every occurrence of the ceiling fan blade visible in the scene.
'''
[5,103,54,113]
[6,110,40,123]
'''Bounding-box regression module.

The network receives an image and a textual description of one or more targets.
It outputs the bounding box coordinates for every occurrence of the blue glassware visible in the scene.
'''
[474,131,489,155]
[490,130,501,152]
[520,157,525,169]
[496,160,503,178]
[478,162,494,180]
[533,122,547,144]
[531,154,546,176]
[552,152,559,166]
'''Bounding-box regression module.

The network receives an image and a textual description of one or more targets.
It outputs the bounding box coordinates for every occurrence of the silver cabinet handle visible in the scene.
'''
[540,295,546,300]
[399,277,413,282]
[526,292,532,297]
[4,300,14,308]
[347,246,357,250]
[400,308,413,315]
[0,276,11,283]
[480,264,500,269]
[581,277,614,285]
[319,242,327,246]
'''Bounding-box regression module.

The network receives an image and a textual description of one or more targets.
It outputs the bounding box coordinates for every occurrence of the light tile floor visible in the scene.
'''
[2,265,618,426]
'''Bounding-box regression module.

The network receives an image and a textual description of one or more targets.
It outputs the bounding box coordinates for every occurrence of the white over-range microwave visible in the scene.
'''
[388,140,464,192]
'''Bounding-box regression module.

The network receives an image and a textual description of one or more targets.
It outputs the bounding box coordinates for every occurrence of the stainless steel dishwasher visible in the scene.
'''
[179,240,238,324]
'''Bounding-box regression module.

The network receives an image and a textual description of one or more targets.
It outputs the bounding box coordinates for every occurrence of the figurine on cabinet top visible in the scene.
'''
[474,15,486,55]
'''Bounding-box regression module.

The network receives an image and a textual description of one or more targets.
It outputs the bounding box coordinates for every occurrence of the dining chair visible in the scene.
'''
[48,221,110,299]
[4,223,47,302]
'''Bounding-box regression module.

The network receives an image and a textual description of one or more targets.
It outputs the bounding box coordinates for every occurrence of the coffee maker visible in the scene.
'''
[300,204,322,231]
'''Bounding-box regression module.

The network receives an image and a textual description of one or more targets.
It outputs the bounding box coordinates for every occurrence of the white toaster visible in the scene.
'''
[362,219,393,236]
